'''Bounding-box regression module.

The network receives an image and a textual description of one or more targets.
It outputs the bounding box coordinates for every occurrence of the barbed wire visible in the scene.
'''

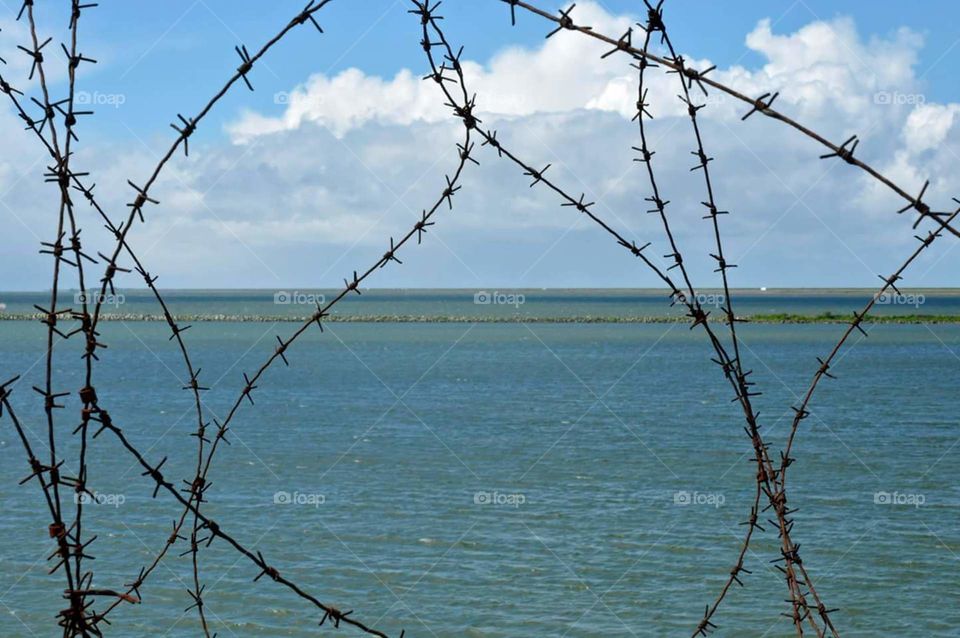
[491,3,843,635]
[424,13,785,638]
[481,1,960,633]
[1,0,403,635]
[0,0,218,632]
[495,2,960,635]
[18,1,96,633]
[631,9,765,635]
[0,0,956,636]
[94,0,474,632]
[636,3,828,633]
[0,63,214,622]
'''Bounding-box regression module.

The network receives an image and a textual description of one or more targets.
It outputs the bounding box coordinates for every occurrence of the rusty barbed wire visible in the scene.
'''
[480,3,864,635]
[83,0,473,633]
[0,1,220,632]
[631,9,765,635]
[0,0,407,635]
[0,59,215,623]
[16,1,99,633]
[54,2,101,632]
[636,2,825,633]
[2,0,958,636]
[68,0,348,611]
[490,3,838,635]
[495,2,960,635]
[53,2,343,632]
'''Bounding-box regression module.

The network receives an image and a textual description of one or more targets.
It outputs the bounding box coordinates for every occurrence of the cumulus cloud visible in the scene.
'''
[2,2,959,289]
[226,11,930,139]
[903,103,960,153]
[227,2,637,140]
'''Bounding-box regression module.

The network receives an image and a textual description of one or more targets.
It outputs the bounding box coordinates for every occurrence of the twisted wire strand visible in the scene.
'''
[2,3,212,631]
[637,4,819,632]
[17,3,90,632]
[97,0,479,632]
[433,5,839,635]
[642,4,833,634]
[631,16,764,636]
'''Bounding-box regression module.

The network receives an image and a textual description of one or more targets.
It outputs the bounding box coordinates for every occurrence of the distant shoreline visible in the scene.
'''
[3,287,960,294]
[2,312,958,324]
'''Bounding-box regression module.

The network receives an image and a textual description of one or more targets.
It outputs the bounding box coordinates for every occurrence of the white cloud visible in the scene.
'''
[230,68,447,140]
[903,103,960,153]
[227,9,932,141]
[227,2,639,140]
[2,2,959,289]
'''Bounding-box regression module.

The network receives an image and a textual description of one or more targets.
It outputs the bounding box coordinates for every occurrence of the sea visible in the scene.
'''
[0,289,957,637]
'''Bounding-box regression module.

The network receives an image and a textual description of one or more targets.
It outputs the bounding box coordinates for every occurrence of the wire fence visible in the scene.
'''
[0,0,956,636]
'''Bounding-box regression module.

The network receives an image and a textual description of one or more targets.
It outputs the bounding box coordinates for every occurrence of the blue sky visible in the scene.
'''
[28,1,960,140]
[2,0,960,289]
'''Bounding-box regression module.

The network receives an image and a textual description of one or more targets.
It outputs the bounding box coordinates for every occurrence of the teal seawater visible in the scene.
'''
[0,299,958,636]
[2,288,959,319]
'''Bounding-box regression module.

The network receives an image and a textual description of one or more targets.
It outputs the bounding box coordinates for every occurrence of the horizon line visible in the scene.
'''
[3,286,960,294]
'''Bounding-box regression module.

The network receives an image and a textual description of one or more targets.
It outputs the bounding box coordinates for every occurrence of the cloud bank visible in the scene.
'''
[1,2,959,290]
